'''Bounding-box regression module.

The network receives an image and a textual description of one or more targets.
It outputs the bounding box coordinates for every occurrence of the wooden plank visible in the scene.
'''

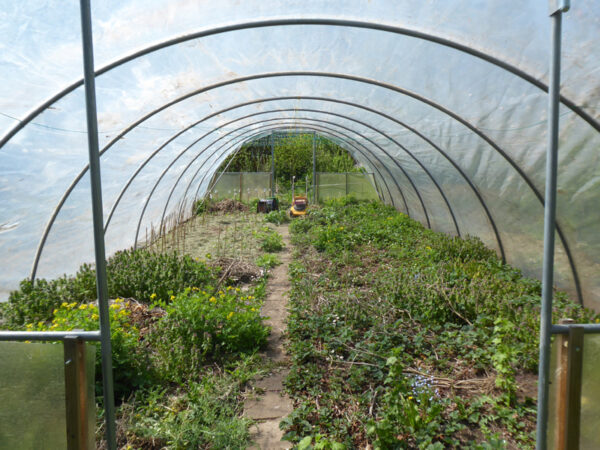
[564,326,584,449]
[64,336,88,450]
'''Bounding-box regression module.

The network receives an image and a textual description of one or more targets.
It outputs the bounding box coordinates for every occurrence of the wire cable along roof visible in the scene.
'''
[1,0,599,310]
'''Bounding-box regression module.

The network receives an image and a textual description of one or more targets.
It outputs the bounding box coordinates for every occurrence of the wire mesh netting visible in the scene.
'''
[209,172,272,203]
[315,172,379,203]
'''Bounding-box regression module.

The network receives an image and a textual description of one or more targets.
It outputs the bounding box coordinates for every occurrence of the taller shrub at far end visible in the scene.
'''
[106,249,215,303]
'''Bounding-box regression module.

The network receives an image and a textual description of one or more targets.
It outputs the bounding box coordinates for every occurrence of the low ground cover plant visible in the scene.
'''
[256,226,285,252]
[265,209,290,225]
[283,200,598,448]
[151,286,269,382]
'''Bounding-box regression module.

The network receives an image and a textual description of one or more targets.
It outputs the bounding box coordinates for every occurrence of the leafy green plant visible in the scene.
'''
[265,209,290,225]
[283,199,598,448]
[256,227,285,252]
[30,298,152,400]
[150,286,269,382]
[256,253,282,269]
[121,357,264,449]
[106,249,215,303]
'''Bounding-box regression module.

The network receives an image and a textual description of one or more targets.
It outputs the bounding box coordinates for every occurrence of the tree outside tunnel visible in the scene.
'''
[218,132,363,186]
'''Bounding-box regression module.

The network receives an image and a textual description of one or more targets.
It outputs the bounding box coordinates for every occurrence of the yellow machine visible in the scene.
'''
[288,175,309,217]
[289,195,308,217]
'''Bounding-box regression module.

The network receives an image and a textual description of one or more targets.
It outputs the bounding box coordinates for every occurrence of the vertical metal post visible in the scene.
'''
[270,133,275,197]
[537,3,568,448]
[78,1,116,448]
[312,132,316,203]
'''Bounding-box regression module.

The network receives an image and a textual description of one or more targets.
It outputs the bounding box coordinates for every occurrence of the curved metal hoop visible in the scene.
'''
[157,112,430,235]
[183,123,396,220]
[28,71,582,304]
[2,17,597,150]
[134,118,409,248]
[177,120,407,227]
[133,123,397,249]
[104,95,505,263]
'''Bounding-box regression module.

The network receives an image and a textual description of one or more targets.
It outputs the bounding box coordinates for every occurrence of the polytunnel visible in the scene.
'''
[0,0,599,447]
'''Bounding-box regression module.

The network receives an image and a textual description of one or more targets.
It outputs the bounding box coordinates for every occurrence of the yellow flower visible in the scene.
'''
[209,297,217,303]
[425,246,432,250]
[170,295,175,301]
[227,286,232,291]
[226,312,234,320]
[91,314,99,320]
[79,304,87,310]
[68,302,77,309]
[150,293,157,300]
[250,308,256,312]
[235,287,240,293]
[53,309,58,315]
[339,226,344,230]
[218,290,224,295]
[408,396,413,400]
[61,302,68,308]
[115,298,123,303]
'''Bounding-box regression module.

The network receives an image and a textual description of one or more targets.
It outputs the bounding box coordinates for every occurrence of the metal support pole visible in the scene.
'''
[270,132,275,196]
[536,4,567,448]
[78,0,116,448]
[312,132,317,203]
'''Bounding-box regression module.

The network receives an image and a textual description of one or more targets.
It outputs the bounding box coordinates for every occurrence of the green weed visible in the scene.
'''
[284,199,598,448]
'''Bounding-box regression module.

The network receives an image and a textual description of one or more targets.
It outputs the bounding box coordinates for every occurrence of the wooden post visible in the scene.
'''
[64,336,89,450]
[555,319,584,449]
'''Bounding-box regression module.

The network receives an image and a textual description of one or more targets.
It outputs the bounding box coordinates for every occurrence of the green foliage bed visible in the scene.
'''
[1,244,272,448]
[283,199,598,449]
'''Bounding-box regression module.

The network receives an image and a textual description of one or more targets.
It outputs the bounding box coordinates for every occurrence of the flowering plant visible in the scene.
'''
[151,286,269,382]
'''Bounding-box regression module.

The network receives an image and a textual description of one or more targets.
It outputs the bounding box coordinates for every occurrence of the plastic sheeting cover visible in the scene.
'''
[0,1,598,310]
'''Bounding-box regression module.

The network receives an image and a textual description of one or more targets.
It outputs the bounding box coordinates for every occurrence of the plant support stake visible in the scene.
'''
[78,0,117,448]
[537,1,569,448]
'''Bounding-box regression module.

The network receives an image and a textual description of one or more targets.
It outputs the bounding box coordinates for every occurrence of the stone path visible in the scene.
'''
[244,224,293,449]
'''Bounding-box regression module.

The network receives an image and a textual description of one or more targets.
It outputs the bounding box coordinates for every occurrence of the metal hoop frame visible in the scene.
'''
[27,71,583,304]
[133,119,409,249]
[103,96,505,264]
[2,17,597,151]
